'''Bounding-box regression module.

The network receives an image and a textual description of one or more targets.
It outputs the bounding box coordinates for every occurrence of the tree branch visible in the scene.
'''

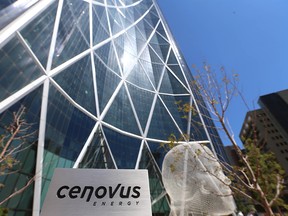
[269,174,283,207]
[0,176,35,206]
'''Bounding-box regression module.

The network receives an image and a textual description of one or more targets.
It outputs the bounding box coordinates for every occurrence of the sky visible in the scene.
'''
[157,0,288,146]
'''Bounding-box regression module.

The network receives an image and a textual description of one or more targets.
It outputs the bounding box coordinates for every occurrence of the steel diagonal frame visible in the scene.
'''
[152,0,217,156]
[73,0,159,168]
[33,0,64,215]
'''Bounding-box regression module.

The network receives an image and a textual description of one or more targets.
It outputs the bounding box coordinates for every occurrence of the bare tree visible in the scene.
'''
[163,64,287,215]
[0,106,36,207]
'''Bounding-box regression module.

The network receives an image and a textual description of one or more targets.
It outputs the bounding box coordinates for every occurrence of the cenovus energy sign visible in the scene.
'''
[40,169,152,216]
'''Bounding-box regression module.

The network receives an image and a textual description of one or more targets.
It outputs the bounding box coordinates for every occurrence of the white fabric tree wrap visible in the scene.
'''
[162,143,236,216]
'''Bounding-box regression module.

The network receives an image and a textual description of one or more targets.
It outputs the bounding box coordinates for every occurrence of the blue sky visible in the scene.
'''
[157,0,288,146]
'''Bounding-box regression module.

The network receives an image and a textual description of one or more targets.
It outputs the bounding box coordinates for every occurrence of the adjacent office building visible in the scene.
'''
[240,89,288,174]
[0,0,228,215]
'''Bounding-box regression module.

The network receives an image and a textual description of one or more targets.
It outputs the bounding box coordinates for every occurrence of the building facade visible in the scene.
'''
[240,90,288,174]
[0,0,228,215]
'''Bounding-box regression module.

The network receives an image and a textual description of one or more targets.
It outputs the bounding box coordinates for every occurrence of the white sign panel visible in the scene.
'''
[40,169,152,216]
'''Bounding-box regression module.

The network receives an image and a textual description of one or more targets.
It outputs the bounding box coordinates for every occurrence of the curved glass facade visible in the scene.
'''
[0,0,228,215]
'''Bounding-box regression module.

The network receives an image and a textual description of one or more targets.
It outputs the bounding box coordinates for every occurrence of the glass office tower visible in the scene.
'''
[0,0,228,215]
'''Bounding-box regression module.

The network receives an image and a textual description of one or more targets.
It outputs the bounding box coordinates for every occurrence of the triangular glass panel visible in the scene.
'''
[152,36,169,55]
[79,128,116,169]
[125,21,138,39]
[103,85,141,135]
[137,19,154,40]
[125,7,140,23]
[102,126,142,169]
[92,5,110,45]
[117,7,134,29]
[147,99,181,140]
[151,63,165,88]
[139,59,164,89]
[139,59,163,90]
[159,68,189,94]
[0,37,43,102]
[167,50,179,65]
[147,141,168,170]
[46,85,95,162]
[138,143,166,200]
[53,55,96,115]
[167,65,189,88]
[52,0,89,68]
[123,27,140,57]
[113,34,124,57]
[116,33,138,56]
[133,0,152,20]
[121,52,138,77]
[120,7,135,25]
[94,42,121,75]
[159,95,190,135]
[94,54,121,113]
[126,26,147,53]
[150,5,160,19]
[149,32,170,63]
[144,6,159,28]
[148,46,163,64]
[107,7,125,35]
[126,61,154,90]
[151,44,170,62]
[156,22,168,40]
[150,31,168,46]
[127,83,155,130]
[157,35,170,60]
[139,46,152,62]
[66,0,90,41]
[114,34,138,76]
[20,1,58,68]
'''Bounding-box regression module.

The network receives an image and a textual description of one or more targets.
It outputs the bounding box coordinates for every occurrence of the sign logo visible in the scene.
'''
[40,169,152,216]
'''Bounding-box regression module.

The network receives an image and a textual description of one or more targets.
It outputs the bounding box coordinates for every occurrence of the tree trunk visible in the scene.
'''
[263,203,274,216]
[257,185,274,216]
